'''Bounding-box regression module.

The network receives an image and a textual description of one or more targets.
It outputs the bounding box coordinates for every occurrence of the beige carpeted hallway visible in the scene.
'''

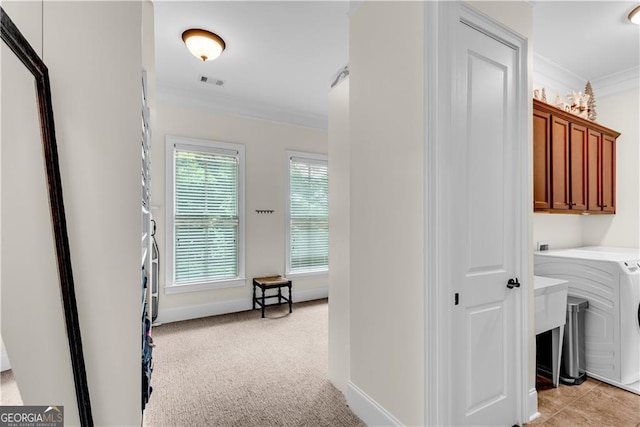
[0,369,22,406]
[143,299,364,427]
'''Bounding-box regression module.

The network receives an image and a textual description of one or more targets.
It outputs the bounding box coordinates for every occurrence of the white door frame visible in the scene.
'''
[424,2,531,425]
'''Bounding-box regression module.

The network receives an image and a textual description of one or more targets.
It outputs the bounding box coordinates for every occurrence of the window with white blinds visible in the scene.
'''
[287,152,329,274]
[166,136,245,291]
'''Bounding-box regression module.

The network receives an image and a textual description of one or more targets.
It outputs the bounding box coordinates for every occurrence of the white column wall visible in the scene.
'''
[328,77,350,393]
[349,2,425,425]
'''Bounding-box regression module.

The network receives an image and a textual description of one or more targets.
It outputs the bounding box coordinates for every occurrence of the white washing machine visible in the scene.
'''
[535,246,640,394]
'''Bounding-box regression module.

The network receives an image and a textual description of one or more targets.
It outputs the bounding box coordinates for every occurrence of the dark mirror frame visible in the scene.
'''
[1,7,93,426]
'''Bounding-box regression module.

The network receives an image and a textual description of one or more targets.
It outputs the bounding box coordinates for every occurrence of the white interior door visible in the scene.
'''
[450,20,521,426]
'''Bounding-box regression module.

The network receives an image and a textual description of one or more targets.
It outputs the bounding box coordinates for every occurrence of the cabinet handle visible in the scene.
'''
[598,204,608,208]
[568,202,576,207]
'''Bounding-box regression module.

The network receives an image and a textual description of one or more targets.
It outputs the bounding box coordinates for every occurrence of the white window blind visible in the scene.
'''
[174,146,239,284]
[288,155,328,273]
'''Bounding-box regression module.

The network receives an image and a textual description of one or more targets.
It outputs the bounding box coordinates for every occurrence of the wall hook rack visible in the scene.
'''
[255,210,275,214]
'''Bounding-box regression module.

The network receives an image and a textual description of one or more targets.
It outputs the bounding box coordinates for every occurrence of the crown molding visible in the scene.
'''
[534,53,639,99]
[591,66,640,98]
[330,64,350,89]
[156,84,328,130]
[533,53,586,95]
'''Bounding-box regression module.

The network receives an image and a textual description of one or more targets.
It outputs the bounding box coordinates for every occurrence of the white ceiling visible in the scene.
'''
[533,1,639,81]
[154,1,640,129]
[154,1,349,128]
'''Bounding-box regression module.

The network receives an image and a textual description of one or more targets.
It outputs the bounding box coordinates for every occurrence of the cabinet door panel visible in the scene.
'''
[569,124,587,211]
[551,117,570,210]
[533,111,551,210]
[601,135,616,213]
[587,130,601,211]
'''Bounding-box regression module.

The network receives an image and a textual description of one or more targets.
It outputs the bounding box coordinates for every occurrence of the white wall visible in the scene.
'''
[143,0,156,119]
[328,77,350,393]
[0,0,42,391]
[151,102,328,323]
[583,89,640,248]
[533,214,583,250]
[2,2,141,425]
[349,2,425,425]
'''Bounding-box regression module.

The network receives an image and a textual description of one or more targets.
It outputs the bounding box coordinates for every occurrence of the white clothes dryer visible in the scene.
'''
[535,247,640,394]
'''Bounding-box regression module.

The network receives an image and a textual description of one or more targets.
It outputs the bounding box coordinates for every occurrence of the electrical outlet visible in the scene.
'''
[537,241,550,252]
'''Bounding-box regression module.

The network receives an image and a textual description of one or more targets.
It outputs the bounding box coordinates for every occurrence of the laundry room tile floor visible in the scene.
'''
[528,375,640,426]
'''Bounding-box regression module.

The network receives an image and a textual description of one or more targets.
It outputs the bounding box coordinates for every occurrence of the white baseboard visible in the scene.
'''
[156,287,328,324]
[293,287,328,303]
[346,381,402,427]
[528,387,540,423]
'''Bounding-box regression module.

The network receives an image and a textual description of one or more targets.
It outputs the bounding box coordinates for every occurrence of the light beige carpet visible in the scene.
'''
[143,299,364,427]
[0,369,23,405]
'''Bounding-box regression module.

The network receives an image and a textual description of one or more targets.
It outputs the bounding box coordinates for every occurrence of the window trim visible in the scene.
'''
[285,150,329,278]
[165,135,245,293]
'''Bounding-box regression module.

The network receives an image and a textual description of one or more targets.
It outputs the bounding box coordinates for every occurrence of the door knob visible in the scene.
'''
[507,278,520,289]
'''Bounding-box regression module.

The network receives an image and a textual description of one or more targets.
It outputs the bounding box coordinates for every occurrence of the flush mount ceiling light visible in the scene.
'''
[182,29,226,61]
[629,5,640,24]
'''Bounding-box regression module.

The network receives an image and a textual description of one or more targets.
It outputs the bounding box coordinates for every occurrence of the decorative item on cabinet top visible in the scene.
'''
[533,81,598,122]
[533,99,620,215]
[584,81,597,121]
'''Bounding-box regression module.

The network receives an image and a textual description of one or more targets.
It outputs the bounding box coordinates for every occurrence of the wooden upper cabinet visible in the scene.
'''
[551,116,570,210]
[533,110,551,210]
[533,99,620,215]
[587,130,616,213]
[601,135,616,213]
[569,124,587,211]
[587,130,601,211]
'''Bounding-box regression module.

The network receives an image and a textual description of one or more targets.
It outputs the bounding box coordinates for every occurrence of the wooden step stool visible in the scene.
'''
[252,276,292,318]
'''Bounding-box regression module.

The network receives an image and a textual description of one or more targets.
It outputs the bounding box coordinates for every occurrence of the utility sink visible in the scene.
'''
[534,275,569,387]
[534,276,569,335]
